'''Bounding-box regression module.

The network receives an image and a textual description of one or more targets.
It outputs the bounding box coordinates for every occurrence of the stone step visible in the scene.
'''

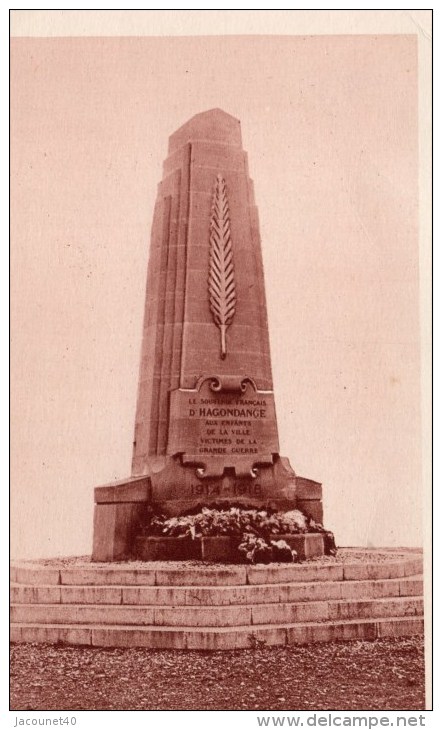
[10,556,424,587]
[10,615,424,650]
[10,575,423,607]
[10,595,423,628]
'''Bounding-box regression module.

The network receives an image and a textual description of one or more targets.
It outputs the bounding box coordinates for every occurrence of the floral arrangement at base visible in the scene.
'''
[238,535,296,564]
[143,506,336,563]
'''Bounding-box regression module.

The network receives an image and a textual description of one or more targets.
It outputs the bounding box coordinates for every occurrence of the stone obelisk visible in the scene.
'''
[92,109,323,561]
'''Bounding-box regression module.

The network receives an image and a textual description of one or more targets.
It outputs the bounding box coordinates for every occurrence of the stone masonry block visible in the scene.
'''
[399,577,424,596]
[155,566,247,587]
[11,585,61,604]
[60,586,122,605]
[94,476,150,504]
[154,605,252,628]
[13,566,60,585]
[92,502,147,562]
[122,586,187,606]
[59,568,156,586]
[296,499,324,525]
[376,617,424,638]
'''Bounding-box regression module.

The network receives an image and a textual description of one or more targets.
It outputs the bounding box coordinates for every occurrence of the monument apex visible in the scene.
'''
[167,108,242,153]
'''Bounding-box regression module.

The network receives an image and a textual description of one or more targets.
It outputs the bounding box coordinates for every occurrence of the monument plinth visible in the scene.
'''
[92,109,323,561]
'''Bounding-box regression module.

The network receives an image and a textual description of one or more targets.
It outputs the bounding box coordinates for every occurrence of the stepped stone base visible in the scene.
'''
[10,550,424,650]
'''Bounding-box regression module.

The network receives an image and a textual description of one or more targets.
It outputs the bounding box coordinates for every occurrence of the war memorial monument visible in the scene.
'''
[92,108,324,563]
[11,110,424,650]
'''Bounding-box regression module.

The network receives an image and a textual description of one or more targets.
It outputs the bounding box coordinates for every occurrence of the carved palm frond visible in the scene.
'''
[208,174,236,359]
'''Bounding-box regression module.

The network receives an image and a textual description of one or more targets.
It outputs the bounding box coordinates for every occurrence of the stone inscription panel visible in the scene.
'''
[167,378,279,475]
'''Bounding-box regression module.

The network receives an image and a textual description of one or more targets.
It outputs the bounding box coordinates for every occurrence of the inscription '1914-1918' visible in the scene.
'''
[189,482,263,497]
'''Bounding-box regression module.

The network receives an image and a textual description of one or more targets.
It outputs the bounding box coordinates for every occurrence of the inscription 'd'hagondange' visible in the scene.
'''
[187,394,267,455]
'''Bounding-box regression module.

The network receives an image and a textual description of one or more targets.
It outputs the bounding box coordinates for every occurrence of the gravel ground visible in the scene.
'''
[14,548,422,570]
[10,637,425,711]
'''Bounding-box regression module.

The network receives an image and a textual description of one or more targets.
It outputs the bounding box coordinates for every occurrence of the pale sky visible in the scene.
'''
[11,30,424,558]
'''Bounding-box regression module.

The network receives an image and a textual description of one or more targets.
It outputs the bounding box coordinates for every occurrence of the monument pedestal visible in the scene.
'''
[92,468,322,562]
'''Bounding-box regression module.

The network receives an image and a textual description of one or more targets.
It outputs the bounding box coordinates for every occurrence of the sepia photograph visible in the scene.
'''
[9,9,432,718]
